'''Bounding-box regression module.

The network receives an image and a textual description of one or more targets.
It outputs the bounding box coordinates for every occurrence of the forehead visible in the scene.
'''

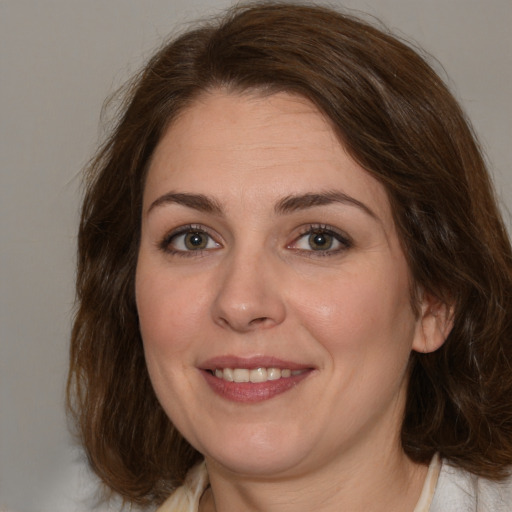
[144,90,392,225]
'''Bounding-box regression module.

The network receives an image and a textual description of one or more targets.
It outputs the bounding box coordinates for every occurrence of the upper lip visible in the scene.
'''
[199,355,312,371]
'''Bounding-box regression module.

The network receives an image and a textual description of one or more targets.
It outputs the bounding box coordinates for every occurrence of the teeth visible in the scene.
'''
[233,369,249,382]
[223,368,234,382]
[267,368,281,381]
[212,367,304,383]
[249,367,267,383]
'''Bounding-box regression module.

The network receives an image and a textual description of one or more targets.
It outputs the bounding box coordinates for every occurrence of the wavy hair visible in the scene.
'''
[68,2,512,505]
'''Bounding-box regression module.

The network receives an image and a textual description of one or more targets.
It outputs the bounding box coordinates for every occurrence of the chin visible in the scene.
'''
[207,448,308,478]
[199,423,311,477]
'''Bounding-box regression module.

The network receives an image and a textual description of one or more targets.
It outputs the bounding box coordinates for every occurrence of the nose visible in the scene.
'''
[211,250,286,332]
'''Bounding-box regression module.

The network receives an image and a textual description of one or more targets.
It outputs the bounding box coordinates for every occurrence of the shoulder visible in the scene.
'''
[430,461,512,511]
[155,461,208,512]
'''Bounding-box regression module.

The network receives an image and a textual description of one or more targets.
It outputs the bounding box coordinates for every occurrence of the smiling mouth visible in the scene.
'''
[200,356,314,402]
[210,367,307,383]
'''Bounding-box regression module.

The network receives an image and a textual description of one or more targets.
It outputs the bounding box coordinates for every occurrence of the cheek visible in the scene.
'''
[291,261,417,363]
[135,261,208,361]
[135,260,209,412]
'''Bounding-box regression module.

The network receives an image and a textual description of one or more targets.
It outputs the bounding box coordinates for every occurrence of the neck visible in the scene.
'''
[201,446,428,512]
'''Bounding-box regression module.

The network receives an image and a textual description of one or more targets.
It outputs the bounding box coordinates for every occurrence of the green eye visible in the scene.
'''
[161,226,220,254]
[184,231,209,250]
[308,232,334,251]
[290,225,351,255]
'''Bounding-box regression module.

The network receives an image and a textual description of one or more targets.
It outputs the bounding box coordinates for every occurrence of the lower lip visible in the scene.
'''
[201,370,312,403]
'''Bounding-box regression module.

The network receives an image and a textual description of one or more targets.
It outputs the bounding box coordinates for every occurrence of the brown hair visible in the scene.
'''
[68,2,512,505]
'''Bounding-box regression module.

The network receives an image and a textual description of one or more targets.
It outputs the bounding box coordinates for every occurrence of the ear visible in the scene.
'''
[412,291,454,354]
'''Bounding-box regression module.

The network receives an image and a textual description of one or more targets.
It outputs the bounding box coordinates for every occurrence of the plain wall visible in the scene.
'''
[1,1,511,511]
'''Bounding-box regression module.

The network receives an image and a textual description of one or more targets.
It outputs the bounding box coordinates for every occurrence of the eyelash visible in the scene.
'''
[158,223,352,257]
[159,224,220,257]
[289,224,352,257]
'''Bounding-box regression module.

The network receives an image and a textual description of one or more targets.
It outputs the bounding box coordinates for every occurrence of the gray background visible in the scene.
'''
[1,1,511,511]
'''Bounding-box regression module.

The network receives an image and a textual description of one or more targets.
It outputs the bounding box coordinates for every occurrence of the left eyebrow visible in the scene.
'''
[274,191,377,218]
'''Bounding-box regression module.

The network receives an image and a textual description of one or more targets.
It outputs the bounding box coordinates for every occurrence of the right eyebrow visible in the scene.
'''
[146,192,223,216]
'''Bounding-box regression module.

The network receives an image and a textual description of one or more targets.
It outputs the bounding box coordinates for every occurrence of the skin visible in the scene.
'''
[136,90,451,511]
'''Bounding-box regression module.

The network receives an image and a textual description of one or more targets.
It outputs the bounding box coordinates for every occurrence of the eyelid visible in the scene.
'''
[157,222,351,257]
[287,224,352,254]
[158,224,222,255]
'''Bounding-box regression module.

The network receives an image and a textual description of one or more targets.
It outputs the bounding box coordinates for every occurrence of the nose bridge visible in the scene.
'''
[211,242,286,332]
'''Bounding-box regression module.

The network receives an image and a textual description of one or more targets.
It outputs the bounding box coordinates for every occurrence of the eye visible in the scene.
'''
[289,225,351,254]
[160,225,220,255]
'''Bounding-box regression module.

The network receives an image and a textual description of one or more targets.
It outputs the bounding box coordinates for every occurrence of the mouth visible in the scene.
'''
[209,367,307,383]
[199,356,314,403]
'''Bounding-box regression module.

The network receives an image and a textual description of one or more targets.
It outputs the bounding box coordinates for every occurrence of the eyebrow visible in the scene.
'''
[147,190,376,219]
[147,192,223,215]
[275,191,376,218]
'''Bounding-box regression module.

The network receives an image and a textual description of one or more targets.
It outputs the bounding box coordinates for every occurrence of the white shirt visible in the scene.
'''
[156,455,512,512]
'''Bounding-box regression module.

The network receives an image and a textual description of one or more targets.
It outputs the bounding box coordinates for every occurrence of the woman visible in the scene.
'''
[68,3,512,511]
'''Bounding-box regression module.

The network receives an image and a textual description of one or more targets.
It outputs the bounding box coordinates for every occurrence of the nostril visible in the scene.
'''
[248,317,270,326]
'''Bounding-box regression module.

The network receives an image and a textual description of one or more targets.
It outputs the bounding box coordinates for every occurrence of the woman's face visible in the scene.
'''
[136,91,435,478]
